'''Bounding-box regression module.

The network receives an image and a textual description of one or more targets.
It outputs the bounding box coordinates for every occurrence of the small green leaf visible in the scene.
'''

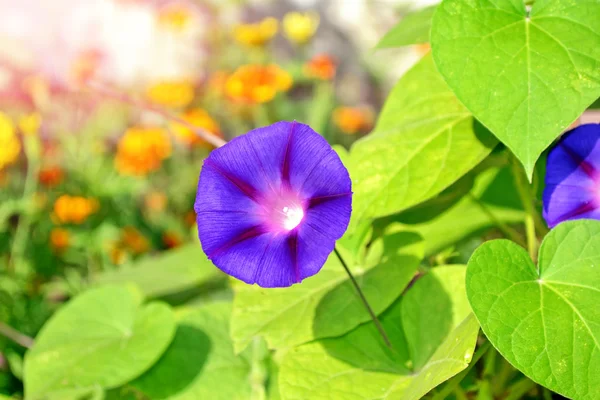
[24,285,176,399]
[431,0,600,178]
[231,232,424,352]
[350,54,497,228]
[279,266,480,400]
[93,244,222,298]
[467,219,600,399]
[382,165,526,256]
[132,302,255,400]
[376,5,437,48]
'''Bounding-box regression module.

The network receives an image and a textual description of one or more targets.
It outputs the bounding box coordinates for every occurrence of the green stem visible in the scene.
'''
[491,357,517,396]
[10,134,41,273]
[469,194,526,247]
[334,247,391,348]
[511,158,539,261]
[0,322,34,348]
[504,377,536,400]
[430,341,492,400]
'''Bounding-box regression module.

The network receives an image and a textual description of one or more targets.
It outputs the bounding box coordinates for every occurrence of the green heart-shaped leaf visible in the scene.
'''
[230,232,424,352]
[279,266,480,400]
[431,0,600,178]
[467,219,600,399]
[24,285,176,399]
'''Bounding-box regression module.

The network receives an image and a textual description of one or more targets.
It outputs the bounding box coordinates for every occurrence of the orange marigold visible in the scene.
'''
[121,226,150,255]
[233,17,278,47]
[115,127,171,176]
[0,112,21,170]
[170,108,222,147]
[304,54,337,80]
[225,64,292,104]
[333,106,374,135]
[162,231,183,249]
[146,80,195,108]
[53,195,98,224]
[50,228,70,253]
[39,166,64,187]
[144,191,168,213]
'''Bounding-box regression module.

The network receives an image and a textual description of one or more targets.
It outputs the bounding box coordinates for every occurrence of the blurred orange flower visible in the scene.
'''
[121,226,150,255]
[226,64,292,104]
[283,12,319,45]
[146,80,194,108]
[50,228,70,253]
[184,210,197,227]
[304,54,337,80]
[0,112,21,170]
[53,195,98,224]
[415,43,431,57]
[144,191,168,213]
[162,231,183,249]
[115,127,171,176]
[170,108,222,147]
[39,166,64,187]
[333,106,374,135]
[207,71,230,96]
[233,17,278,47]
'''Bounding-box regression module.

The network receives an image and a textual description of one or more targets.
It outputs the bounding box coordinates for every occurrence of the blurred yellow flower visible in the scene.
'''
[233,17,278,47]
[18,112,42,136]
[283,12,319,45]
[0,112,21,170]
[157,4,193,31]
[115,127,171,176]
[146,80,195,108]
[53,195,98,224]
[333,106,374,135]
[50,228,70,253]
[226,64,292,104]
[170,108,222,147]
[304,54,337,80]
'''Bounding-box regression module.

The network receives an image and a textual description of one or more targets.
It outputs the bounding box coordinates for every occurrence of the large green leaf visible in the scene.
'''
[93,244,221,298]
[467,219,600,399]
[431,0,600,178]
[382,164,525,255]
[230,232,424,353]
[24,285,176,399]
[376,5,437,48]
[279,266,480,400]
[350,54,496,229]
[132,302,257,400]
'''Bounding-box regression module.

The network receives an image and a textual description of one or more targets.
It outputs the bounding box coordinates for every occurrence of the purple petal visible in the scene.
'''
[210,232,299,287]
[194,121,353,287]
[543,123,600,227]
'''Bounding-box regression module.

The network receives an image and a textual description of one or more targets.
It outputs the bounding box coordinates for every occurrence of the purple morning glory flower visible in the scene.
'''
[194,121,352,288]
[543,123,600,228]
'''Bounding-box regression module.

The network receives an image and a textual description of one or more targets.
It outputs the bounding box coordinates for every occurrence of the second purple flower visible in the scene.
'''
[195,121,352,288]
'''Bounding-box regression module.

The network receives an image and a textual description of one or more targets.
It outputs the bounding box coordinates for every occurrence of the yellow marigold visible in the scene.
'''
[18,112,42,136]
[170,108,222,147]
[121,226,150,255]
[146,80,195,108]
[225,64,292,104]
[304,54,337,80]
[50,228,70,253]
[333,106,374,135]
[53,195,98,224]
[233,17,278,47]
[0,112,21,170]
[115,127,171,176]
[283,12,319,45]
[157,4,193,31]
